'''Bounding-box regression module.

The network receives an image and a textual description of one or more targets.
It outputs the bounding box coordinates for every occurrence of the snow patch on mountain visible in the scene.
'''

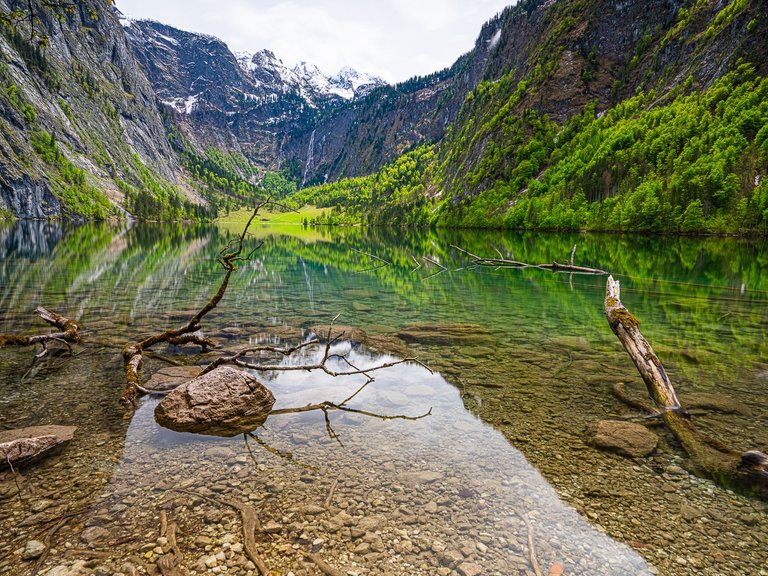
[161,93,201,115]
[236,53,385,101]
[329,66,385,98]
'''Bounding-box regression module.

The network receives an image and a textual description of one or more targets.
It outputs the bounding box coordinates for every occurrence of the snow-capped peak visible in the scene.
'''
[329,66,385,96]
[235,49,284,71]
[293,61,327,83]
[293,62,385,100]
[235,50,385,101]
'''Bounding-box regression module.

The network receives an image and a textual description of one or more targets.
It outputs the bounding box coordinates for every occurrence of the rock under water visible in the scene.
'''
[154,366,275,437]
[585,420,658,458]
[0,425,77,467]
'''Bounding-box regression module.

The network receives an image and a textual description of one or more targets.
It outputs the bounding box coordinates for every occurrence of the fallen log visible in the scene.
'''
[604,275,768,497]
[0,307,80,359]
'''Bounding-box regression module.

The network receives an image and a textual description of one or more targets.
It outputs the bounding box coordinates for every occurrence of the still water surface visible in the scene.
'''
[0,220,766,575]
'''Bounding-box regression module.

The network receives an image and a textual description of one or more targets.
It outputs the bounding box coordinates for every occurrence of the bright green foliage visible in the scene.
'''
[706,0,750,39]
[177,147,260,205]
[3,83,36,123]
[177,146,297,215]
[291,146,436,226]
[261,170,297,199]
[491,64,768,233]
[331,63,766,234]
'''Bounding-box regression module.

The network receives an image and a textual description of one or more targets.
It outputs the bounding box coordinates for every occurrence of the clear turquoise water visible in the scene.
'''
[0,220,766,575]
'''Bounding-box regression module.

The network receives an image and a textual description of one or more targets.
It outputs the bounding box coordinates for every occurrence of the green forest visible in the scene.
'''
[293,63,768,234]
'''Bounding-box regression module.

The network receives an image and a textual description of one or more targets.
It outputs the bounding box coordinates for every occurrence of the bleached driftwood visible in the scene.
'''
[604,276,767,498]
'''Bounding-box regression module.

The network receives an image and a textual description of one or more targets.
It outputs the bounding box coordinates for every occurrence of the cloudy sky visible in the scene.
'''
[115,0,514,82]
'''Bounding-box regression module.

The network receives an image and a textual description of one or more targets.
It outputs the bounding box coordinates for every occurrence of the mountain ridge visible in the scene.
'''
[0,0,766,234]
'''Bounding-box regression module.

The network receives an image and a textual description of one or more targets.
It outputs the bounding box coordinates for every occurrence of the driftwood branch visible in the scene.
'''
[605,277,682,412]
[0,307,80,360]
[200,338,320,375]
[120,203,266,406]
[300,550,345,576]
[267,363,433,444]
[604,275,768,498]
[452,245,608,275]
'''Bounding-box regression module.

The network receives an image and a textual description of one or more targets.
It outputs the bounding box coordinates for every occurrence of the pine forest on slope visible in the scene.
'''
[0,0,765,234]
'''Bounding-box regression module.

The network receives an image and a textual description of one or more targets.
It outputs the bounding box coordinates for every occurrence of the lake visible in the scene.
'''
[1,220,766,576]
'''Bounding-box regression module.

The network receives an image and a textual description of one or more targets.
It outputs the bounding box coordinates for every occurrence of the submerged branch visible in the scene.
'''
[451,245,608,275]
[0,307,80,361]
[208,316,432,380]
[120,201,268,406]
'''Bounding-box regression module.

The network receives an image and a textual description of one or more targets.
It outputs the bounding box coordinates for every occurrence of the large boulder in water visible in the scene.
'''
[154,367,275,437]
[585,420,658,458]
[0,425,77,468]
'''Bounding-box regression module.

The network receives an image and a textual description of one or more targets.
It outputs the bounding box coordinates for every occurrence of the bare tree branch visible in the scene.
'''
[209,314,432,380]
[0,307,79,361]
[451,245,608,275]
[120,201,267,406]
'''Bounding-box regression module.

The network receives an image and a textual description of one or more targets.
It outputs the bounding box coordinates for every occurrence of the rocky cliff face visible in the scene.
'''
[434,0,767,206]
[123,19,387,174]
[1,0,764,218]
[0,0,183,218]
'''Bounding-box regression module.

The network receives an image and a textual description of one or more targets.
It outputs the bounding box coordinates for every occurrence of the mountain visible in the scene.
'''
[0,0,185,219]
[121,17,513,186]
[123,18,386,174]
[292,0,768,234]
[0,0,766,233]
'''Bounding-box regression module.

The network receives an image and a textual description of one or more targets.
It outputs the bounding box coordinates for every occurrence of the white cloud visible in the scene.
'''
[116,0,514,82]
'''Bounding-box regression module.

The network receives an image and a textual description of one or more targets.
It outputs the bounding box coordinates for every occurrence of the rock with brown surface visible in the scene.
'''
[154,367,275,437]
[585,420,658,458]
[0,425,77,468]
